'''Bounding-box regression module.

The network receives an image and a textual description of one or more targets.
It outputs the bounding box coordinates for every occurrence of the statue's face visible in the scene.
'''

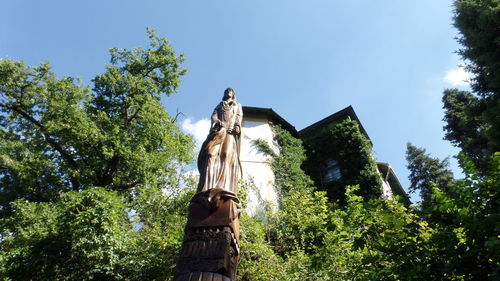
[223,89,235,100]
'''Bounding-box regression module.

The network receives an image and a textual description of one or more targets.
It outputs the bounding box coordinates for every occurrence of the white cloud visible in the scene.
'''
[181,118,211,148]
[444,67,471,86]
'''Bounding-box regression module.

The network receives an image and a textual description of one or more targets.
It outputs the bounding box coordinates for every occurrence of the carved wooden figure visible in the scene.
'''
[174,88,242,281]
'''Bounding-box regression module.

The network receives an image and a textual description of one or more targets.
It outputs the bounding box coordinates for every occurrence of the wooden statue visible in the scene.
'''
[197,88,243,194]
[174,88,242,281]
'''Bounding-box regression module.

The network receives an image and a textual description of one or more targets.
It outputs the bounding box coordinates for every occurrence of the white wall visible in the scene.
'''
[381,178,395,199]
[240,118,279,216]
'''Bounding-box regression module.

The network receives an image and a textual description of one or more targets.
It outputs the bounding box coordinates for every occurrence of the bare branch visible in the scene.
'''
[171,108,185,123]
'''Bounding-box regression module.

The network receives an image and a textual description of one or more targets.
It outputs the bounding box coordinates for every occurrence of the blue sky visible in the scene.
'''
[1,0,471,202]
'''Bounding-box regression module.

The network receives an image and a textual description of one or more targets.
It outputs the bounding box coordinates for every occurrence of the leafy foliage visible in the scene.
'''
[425,153,499,279]
[237,212,285,281]
[401,1,500,278]
[442,0,500,172]
[247,123,436,280]
[0,187,130,280]
[0,185,195,281]
[246,111,499,280]
[442,88,497,171]
[405,143,455,209]
[454,0,500,96]
[0,30,195,280]
[317,185,435,280]
[2,2,499,278]
[302,119,383,202]
[0,29,193,217]
[442,89,492,166]
[252,124,313,196]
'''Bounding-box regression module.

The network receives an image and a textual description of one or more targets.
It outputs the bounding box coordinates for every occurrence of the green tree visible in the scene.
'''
[427,153,500,280]
[319,185,435,280]
[237,212,286,281]
[0,29,193,217]
[442,89,491,169]
[454,0,500,96]
[425,2,500,277]
[249,125,332,279]
[0,185,195,281]
[404,147,499,280]
[442,0,500,171]
[0,30,196,280]
[405,143,455,209]
[0,187,131,280]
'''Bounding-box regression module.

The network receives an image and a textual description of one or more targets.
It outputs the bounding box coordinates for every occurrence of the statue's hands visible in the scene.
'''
[233,126,241,135]
[228,126,240,135]
[211,121,221,132]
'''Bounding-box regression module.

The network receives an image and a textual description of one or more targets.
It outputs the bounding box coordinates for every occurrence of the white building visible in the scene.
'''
[239,106,409,215]
[239,107,297,215]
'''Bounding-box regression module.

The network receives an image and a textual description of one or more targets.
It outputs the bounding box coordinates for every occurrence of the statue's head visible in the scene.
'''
[223,88,236,101]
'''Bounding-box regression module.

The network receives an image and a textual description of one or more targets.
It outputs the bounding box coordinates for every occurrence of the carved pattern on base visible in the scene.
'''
[174,226,239,281]
[174,271,233,281]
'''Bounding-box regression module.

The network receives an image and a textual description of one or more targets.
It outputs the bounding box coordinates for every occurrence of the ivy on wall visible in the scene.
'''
[252,120,382,203]
[252,124,314,198]
[301,119,382,202]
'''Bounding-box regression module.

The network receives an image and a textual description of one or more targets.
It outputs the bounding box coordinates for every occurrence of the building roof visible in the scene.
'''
[243,106,299,137]
[242,105,408,202]
[377,162,410,204]
[299,105,371,142]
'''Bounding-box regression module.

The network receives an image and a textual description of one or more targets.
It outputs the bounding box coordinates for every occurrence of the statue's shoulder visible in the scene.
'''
[234,102,242,114]
[214,102,223,109]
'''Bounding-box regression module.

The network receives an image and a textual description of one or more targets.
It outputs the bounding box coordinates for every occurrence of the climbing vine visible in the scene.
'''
[302,119,383,202]
[252,124,314,197]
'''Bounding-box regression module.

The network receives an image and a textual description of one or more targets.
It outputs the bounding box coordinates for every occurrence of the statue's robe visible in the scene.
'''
[175,97,242,281]
[197,99,242,194]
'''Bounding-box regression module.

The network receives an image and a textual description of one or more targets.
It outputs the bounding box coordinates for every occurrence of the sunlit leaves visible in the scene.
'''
[0,30,193,217]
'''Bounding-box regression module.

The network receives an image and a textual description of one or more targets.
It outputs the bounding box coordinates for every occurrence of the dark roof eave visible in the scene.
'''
[242,106,299,137]
[298,105,371,143]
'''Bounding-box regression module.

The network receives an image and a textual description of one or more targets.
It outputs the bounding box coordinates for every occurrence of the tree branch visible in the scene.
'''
[171,109,185,123]
[1,102,81,191]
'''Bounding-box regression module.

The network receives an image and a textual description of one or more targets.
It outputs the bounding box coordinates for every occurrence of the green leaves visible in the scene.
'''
[442,0,500,174]
[252,124,313,196]
[0,182,196,280]
[442,89,493,171]
[454,0,500,96]
[405,143,455,208]
[0,30,193,217]
[0,188,130,280]
[302,119,383,202]
[0,29,196,279]
[275,188,329,254]
[244,123,439,280]
[405,148,499,279]
[246,118,499,280]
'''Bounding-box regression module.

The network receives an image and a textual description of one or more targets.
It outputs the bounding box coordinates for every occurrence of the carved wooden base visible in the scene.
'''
[174,271,232,281]
[174,189,240,281]
[174,227,238,280]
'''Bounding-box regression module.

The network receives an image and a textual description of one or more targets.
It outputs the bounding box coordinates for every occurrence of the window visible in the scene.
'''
[325,160,341,182]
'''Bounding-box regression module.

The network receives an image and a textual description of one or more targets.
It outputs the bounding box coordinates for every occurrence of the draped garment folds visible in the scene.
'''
[197,99,242,193]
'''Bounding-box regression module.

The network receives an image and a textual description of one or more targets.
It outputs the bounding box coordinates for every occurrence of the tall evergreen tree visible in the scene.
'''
[405,143,455,208]
[442,89,490,168]
[443,0,500,171]
[454,0,500,96]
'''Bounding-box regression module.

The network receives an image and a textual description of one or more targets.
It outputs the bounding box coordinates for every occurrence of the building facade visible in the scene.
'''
[240,105,409,215]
